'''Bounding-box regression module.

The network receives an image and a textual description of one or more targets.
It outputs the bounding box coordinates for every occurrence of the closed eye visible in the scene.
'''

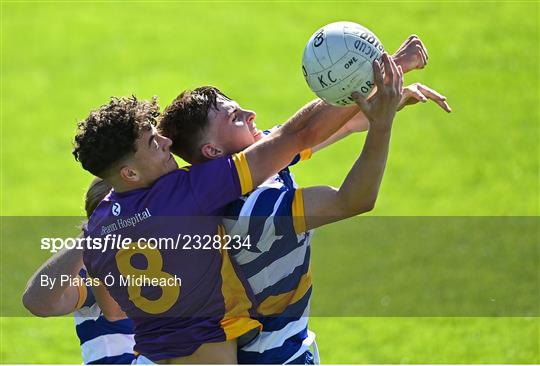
[148,134,156,147]
[230,108,239,123]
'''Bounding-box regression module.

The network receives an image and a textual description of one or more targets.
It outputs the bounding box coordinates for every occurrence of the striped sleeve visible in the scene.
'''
[224,185,307,264]
[288,148,313,167]
[291,188,307,234]
[226,183,314,364]
[262,127,312,167]
[299,148,312,161]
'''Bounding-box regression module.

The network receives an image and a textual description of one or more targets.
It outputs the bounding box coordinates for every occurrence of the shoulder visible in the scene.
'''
[146,169,193,203]
[152,168,190,187]
[179,156,240,180]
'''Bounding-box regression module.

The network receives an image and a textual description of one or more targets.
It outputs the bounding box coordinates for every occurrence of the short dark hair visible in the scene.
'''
[84,177,112,218]
[73,96,159,177]
[158,86,230,163]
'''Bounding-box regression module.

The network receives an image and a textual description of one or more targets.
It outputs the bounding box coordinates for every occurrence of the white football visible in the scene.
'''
[302,21,385,106]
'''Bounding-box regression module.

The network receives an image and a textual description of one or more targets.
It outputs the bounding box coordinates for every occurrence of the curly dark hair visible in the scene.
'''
[73,96,160,177]
[158,86,231,163]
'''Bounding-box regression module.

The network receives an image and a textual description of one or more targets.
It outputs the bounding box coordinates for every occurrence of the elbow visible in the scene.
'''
[22,292,41,316]
[22,291,55,317]
[339,198,376,218]
[359,197,377,213]
[359,201,376,214]
[22,290,35,313]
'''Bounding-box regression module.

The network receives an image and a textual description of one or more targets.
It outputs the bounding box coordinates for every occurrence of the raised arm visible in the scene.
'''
[302,55,452,231]
[243,98,359,188]
[244,35,432,190]
[311,108,370,153]
[303,53,401,230]
[22,247,84,316]
[311,81,451,153]
[310,35,431,154]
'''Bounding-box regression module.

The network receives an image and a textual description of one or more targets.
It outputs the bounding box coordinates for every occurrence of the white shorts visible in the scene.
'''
[132,340,321,365]
[132,355,156,365]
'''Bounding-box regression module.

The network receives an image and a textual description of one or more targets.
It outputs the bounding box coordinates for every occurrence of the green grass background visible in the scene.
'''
[1,0,538,363]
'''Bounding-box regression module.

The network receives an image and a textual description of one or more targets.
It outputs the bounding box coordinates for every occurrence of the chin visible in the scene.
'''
[242,139,256,150]
[253,130,263,141]
[230,140,254,154]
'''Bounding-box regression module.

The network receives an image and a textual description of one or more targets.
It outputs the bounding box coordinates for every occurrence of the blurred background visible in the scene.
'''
[1,1,538,363]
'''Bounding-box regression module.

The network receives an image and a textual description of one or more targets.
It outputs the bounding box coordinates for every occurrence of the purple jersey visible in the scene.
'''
[83,153,260,361]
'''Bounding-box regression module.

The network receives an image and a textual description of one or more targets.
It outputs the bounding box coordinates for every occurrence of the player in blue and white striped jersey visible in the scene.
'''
[223,151,316,364]
[224,68,450,365]
[23,178,135,364]
[161,51,450,364]
[74,267,135,364]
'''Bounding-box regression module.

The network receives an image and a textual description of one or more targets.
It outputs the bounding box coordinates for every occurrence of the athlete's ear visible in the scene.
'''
[119,165,140,183]
[201,144,223,160]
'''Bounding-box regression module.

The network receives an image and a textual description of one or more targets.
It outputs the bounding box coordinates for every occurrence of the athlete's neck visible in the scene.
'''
[109,177,154,193]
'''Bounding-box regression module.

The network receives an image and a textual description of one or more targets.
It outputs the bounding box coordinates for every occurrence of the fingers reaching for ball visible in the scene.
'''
[397,83,452,113]
[382,53,395,85]
[351,92,371,116]
[416,84,451,112]
[392,34,428,73]
[351,53,404,130]
[372,58,384,91]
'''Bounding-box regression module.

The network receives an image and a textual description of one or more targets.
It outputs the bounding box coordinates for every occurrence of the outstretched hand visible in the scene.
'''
[392,35,428,73]
[398,83,452,113]
[351,53,403,133]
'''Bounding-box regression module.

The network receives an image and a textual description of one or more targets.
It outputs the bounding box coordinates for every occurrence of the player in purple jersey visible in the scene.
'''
[23,178,135,364]
[159,38,451,364]
[73,91,362,363]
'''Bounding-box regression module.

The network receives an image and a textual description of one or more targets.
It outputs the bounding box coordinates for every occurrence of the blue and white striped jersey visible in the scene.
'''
[73,269,135,364]
[223,153,315,364]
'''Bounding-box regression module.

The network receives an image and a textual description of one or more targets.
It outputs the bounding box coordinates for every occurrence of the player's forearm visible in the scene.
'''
[92,281,127,321]
[311,123,352,153]
[298,102,360,150]
[278,99,360,149]
[22,248,83,316]
[280,45,417,155]
[280,53,425,156]
[301,49,420,154]
[335,126,392,215]
[301,126,392,231]
[246,100,358,187]
[277,99,322,133]
[312,110,370,153]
